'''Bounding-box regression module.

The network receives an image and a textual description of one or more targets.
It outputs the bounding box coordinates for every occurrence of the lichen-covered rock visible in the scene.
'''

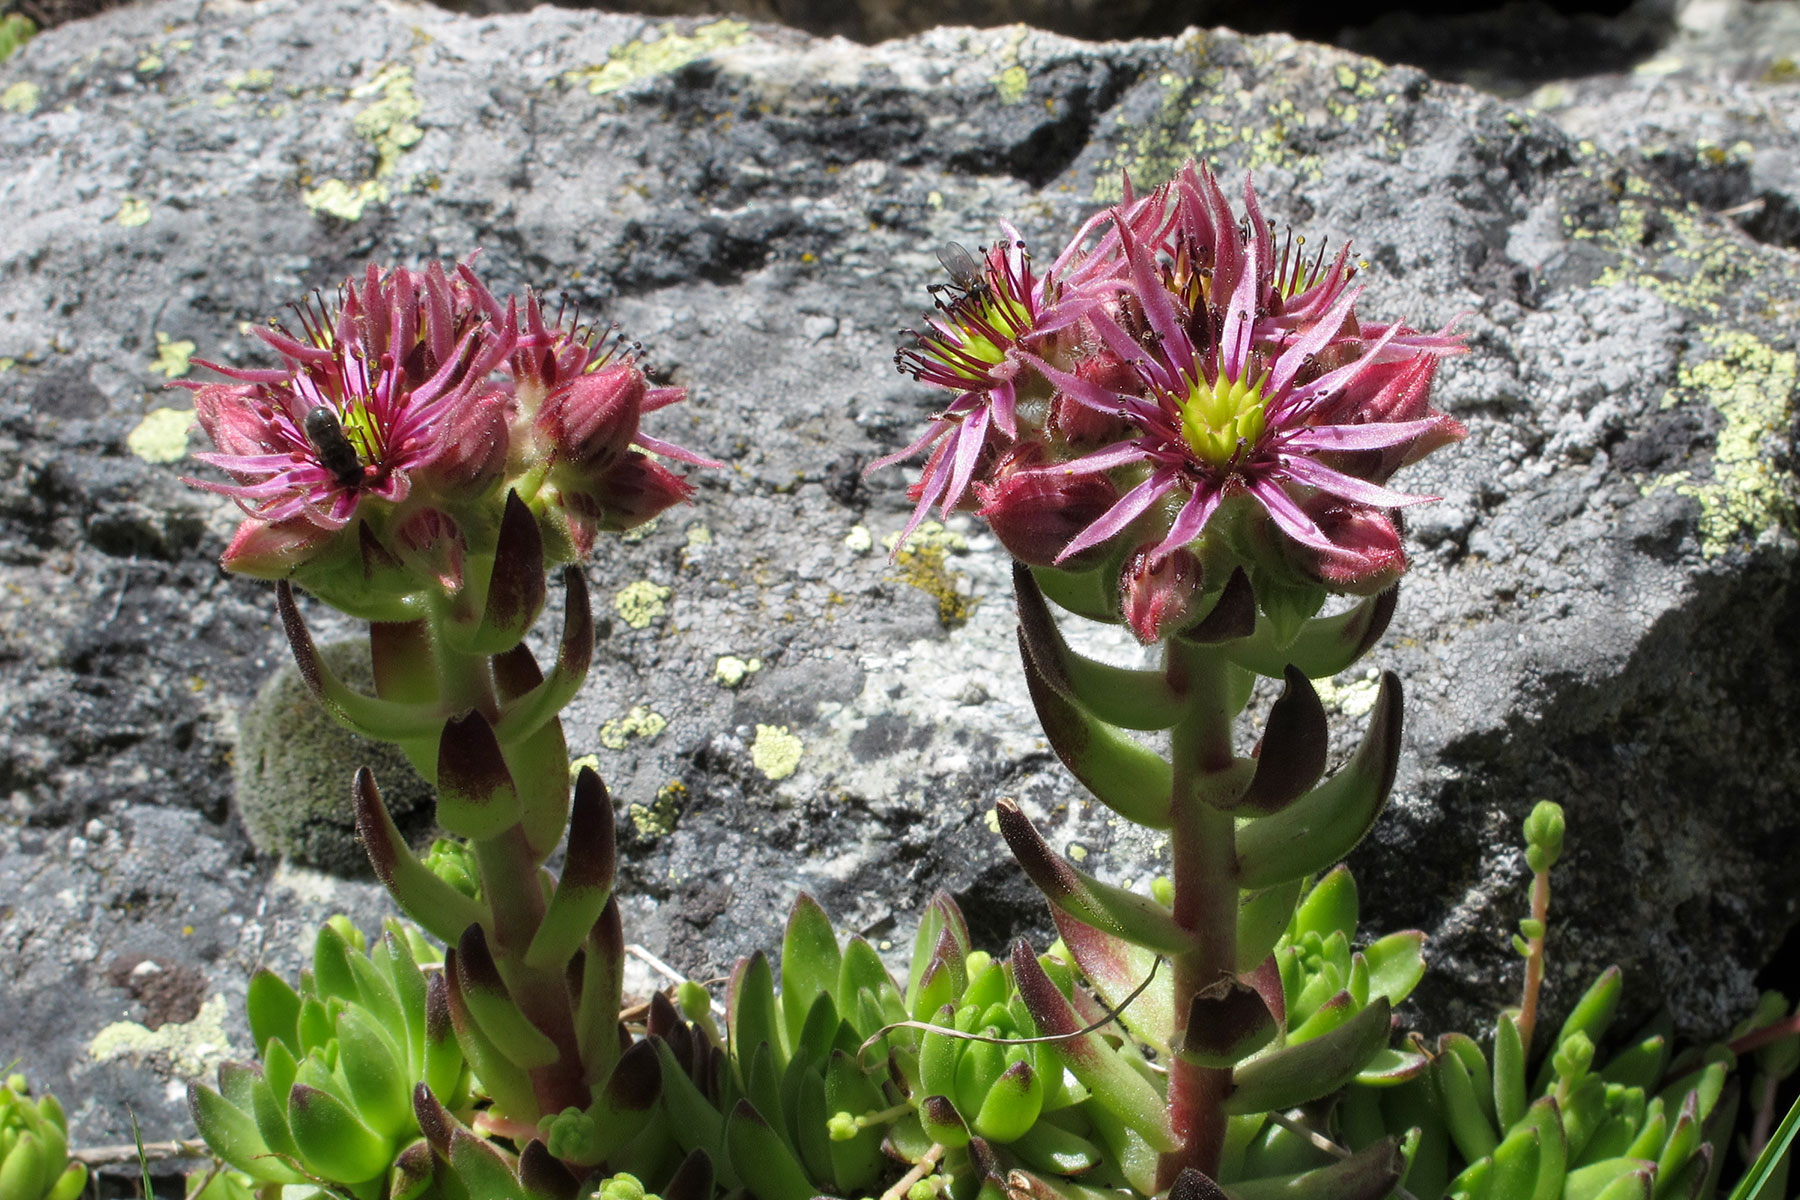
[234,641,435,873]
[0,0,1796,1158]
[1524,0,1800,251]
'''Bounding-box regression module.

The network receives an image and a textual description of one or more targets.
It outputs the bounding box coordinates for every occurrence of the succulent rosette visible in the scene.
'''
[881,161,1466,640]
[181,259,715,619]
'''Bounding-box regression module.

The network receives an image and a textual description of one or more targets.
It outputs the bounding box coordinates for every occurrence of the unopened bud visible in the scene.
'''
[556,453,693,540]
[539,362,646,467]
[1284,498,1407,596]
[423,839,481,901]
[547,1108,602,1165]
[595,1173,648,1200]
[1524,801,1565,873]
[1119,545,1203,644]
[976,466,1118,569]
[1553,1031,1594,1083]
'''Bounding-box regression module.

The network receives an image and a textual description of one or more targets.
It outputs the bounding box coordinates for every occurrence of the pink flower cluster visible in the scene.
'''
[876,162,1466,642]
[182,259,714,592]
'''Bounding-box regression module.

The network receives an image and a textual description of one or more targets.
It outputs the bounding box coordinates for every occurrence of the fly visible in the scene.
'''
[932,242,989,303]
[304,406,365,488]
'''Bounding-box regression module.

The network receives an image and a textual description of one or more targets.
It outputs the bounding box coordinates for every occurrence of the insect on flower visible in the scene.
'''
[933,242,990,300]
[302,406,367,489]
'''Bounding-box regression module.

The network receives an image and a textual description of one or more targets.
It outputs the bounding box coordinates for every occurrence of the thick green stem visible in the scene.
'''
[430,619,587,1113]
[1159,638,1242,1186]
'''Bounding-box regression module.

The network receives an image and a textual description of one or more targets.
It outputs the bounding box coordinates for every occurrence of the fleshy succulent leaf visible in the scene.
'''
[435,711,524,841]
[1223,996,1392,1113]
[287,1083,393,1184]
[781,893,843,1052]
[1011,941,1178,1151]
[729,950,785,1068]
[353,768,488,945]
[724,1100,816,1200]
[1050,909,1176,1054]
[460,490,547,655]
[524,767,616,971]
[1016,632,1174,829]
[277,583,447,740]
[454,923,560,1070]
[1014,563,1180,730]
[245,969,303,1058]
[1235,672,1402,888]
[1177,978,1279,1068]
[1236,666,1328,813]
[1227,1137,1404,1200]
[493,567,594,745]
[1223,587,1397,680]
[997,800,1188,954]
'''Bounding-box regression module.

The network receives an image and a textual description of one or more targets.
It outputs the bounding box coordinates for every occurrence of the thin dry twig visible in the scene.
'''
[878,1142,947,1200]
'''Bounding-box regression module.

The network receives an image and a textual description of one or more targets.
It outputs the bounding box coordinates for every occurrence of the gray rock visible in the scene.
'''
[234,640,436,874]
[0,0,1796,1160]
[1525,0,1800,250]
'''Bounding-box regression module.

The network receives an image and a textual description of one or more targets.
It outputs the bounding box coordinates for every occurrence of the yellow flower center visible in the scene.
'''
[1178,369,1268,467]
[952,288,1030,366]
[337,399,384,462]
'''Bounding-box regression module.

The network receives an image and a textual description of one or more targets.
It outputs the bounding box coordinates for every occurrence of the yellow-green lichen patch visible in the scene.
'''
[600,705,667,750]
[751,723,803,781]
[630,780,686,838]
[883,521,977,627]
[714,654,762,687]
[615,580,671,628]
[994,64,1029,104]
[1572,171,1765,317]
[1093,38,1325,204]
[1314,670,1382,717]
[1642,328,1797,557]
[569,753,601,778]
[148,331,195,378]
[303,63,423,222]
[89,993,233,1077]
[844,524,873,553]
[126,407,193,463]
[115,195,151,227]
[1,81,40,115]
[226,68,275,93]
[565,19,749,96]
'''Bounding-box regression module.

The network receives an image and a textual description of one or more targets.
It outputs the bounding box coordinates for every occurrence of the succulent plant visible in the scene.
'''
[0,1075,86,1200]
[188,918,467,1198]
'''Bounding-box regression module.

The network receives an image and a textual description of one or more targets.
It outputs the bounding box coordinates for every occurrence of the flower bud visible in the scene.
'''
[1119,545,1203,644]
[560,452,694,535]
[420,391,509,494]
[219,516,331,579]
[976,467,1118,569]
[393,508,467,594]
[538,362,645,467]
[1284,499,1407,596]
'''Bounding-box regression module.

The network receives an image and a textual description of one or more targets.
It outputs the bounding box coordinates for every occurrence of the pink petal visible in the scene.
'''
[1279,454,1437,508]
[1251,478,1338,552]
[1282,417,1450,453]
[1055,469,1174,563]
[1267,284,1363,395]
[1153,484,1223,561]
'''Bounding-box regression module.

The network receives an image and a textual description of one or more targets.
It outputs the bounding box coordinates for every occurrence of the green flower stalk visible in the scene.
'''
[182,259,717,1194]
